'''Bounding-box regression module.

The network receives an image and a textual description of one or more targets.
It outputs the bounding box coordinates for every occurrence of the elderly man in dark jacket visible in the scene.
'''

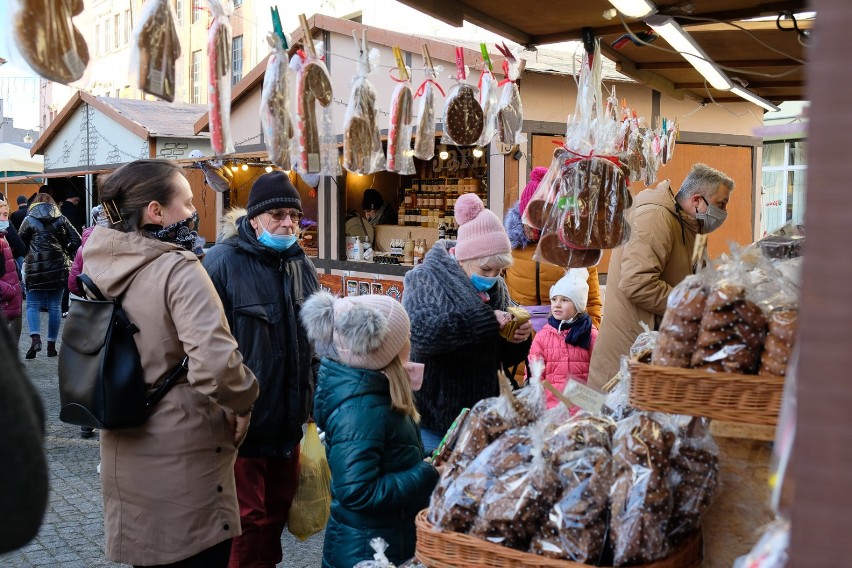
[204,172,319,568]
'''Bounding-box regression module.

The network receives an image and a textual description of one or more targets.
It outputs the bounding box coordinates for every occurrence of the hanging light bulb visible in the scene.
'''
[265,166,273,173]
[241,163,249,171]
[230,164,239,173]
[472,147,484,158]
[23,132,33,144]
[439,150,449,160]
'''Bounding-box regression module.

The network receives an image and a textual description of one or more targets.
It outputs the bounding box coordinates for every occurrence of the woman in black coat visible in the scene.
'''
[18,193,81,358]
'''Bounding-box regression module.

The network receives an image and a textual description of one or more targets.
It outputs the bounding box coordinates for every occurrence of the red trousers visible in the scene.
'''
[228,448,300,568]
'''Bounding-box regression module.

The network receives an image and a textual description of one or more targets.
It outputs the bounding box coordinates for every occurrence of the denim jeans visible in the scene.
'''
[420,426,444,457]
[26,288,63,341]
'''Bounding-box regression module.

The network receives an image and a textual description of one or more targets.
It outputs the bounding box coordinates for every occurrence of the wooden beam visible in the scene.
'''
[669,1,808,25]
[790,0,852,564]
[637,59,801,70]
[599,42,704,103]
[675,80,804,89]
[396,0,532,45]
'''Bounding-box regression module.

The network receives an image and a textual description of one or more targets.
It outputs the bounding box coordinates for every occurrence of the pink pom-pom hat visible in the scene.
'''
[454,193,511,262]
[519,166,548,215]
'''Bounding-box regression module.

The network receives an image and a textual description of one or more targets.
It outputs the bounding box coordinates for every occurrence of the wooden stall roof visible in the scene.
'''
[396,0,810,105]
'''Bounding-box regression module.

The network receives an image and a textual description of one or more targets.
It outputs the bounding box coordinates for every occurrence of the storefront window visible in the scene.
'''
[761,140,807,235]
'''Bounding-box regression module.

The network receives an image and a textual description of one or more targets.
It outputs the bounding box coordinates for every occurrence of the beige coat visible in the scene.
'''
[82,227,258,566]
[588,183,699,389]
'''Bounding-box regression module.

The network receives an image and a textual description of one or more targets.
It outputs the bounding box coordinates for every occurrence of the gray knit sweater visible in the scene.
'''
[402,241,530,433]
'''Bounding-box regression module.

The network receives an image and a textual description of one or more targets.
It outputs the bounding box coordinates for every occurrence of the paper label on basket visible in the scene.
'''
[563,380,607,414]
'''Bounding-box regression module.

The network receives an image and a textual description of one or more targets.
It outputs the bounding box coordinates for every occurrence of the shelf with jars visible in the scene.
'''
[397,177,487,235]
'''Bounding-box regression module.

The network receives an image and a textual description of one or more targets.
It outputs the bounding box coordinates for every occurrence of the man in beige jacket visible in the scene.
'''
[589,163,734,389]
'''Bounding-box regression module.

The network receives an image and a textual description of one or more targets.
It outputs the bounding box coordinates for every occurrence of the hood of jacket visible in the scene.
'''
[314,357,390,425]
[81,226,186,298]
[632,182,700,235]
[504,202,532,250]
[26,202,62,223]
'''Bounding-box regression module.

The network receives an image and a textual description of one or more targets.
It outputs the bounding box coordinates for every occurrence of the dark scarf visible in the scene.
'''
[143,211,199,252]
[548,312,592,350]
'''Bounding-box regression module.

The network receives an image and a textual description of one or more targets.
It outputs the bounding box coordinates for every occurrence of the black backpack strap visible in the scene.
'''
[146,356,190,408]
[76,274,108,301]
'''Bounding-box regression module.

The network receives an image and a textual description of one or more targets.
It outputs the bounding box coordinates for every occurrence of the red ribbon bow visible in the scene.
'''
[414,78,445,98]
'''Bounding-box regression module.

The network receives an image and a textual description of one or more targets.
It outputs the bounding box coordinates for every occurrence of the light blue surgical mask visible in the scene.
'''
[470,272,499,292]
[0,220,8,232]
[258,229,297,251]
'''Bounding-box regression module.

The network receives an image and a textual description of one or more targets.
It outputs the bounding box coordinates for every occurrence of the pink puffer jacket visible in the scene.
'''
[528,323,598,409]
[0,236,22,320]
[68,226,94,296]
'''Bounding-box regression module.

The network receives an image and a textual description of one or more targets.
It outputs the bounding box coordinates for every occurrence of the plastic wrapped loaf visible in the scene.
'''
[496,50,526,147]
[260,33,294,170]
[207,0,234,155]
[133,0,181,102]
[652,275,710,368]
[387,81,415,174]
[759,308,797,376]
[294,42,339,175]
[609,413,676,567]
[667,417,720,546]
[14,0,89,85]
[691,280,767,374]
[476,69,499,147]
[413,66,440,160]
[343,35,385,174]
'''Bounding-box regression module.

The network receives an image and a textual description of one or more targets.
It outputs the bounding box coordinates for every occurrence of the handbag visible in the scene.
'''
[58,274,187,430]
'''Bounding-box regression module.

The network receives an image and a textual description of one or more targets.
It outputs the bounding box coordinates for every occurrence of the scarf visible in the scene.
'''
[143,211,199,252]
[548,312,592,350]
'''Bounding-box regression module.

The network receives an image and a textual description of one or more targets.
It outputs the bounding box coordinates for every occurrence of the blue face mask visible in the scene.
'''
[470,272,499,292]
[0,220,8,232]
[258,230,298,251]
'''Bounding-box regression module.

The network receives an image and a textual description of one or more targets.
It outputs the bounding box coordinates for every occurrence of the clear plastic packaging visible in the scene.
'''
[530,446,612,562]
[469,425,559,550]
[207,0,234,155]
[652,275,710,368]
[554,155,632,250]
[609,413,676,566]
[260,31,294,170]
[294,30,339,175]
[522,147,568,229]
[666,417,720,545]
[413,57,441,161]
[353,537,395,568]
[441,48,483,147]
[387,81,415,174]
[476,69,499,147]
[132,0,181,102]
[732,518,789,568]
[495,44,526,147]
[342,32,385,175]
[13,0,89,85]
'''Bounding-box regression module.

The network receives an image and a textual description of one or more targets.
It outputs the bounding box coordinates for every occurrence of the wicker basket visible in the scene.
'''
[628,360,784,426]
[414,509,702,568]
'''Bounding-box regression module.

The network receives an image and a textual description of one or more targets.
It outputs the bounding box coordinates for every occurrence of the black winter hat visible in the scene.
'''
[362,188,384,211]
[246,172,302,219]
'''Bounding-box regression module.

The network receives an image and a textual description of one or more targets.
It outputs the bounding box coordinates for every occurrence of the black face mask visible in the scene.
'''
[144,211,199,251]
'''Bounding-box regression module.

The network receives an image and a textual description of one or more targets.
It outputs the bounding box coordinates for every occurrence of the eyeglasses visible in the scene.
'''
[266,209,304,222]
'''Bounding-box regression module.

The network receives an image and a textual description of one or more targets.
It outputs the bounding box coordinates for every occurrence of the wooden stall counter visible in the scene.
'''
[702,421,776,568]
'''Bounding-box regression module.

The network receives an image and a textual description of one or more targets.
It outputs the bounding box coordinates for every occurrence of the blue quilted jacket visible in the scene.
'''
[313,357,439,568]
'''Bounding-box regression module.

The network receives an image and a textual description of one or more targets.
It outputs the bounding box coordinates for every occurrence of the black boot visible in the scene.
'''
[80,427,95,439]
[47,341,58,357]
[25,335,42,359]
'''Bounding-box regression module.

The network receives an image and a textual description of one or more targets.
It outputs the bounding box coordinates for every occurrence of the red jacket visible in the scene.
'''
[0,235,22,320]
[528,322,598,409]
[68,226,94,296]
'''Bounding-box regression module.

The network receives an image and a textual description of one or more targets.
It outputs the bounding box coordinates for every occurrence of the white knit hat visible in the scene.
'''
[549,268,590,313]
[300,291,410,370]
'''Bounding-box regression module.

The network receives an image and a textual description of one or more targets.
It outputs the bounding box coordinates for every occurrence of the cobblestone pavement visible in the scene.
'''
[0,309,324,567]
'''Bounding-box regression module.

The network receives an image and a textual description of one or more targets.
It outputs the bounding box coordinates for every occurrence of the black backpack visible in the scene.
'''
[58,274,187,430]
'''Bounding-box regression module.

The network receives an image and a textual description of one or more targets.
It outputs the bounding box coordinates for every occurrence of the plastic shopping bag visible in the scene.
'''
[288,421,331,541]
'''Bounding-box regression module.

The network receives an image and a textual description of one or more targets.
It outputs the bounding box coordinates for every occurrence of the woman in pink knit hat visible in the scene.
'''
[403,193,533,454]
[503,166,603,331]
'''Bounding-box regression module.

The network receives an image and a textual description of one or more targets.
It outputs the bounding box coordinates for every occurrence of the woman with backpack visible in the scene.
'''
[18,193,81,359]
[81,160,259,568]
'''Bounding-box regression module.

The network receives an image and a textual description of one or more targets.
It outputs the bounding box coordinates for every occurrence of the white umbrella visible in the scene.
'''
[0,142,44,197]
